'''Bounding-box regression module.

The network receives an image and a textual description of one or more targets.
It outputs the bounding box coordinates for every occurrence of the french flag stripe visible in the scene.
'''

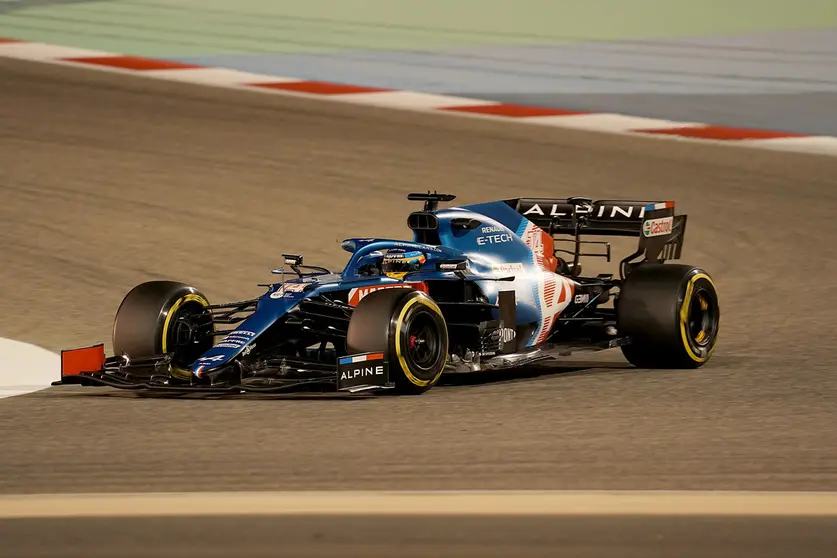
[339,353,384,365]
[645,201,675,211]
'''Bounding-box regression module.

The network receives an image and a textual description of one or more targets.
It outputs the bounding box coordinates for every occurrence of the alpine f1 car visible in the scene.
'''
[57,192,720,396]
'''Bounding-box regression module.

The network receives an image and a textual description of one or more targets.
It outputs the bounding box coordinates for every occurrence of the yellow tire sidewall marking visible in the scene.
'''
[679,272,719,363]
[161,293,210,379]
[394,295,447,387]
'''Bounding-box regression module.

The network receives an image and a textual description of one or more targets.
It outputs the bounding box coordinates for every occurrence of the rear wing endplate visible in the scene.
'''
[635,201,687,259]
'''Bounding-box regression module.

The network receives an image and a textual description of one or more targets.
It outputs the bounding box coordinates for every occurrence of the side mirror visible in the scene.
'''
[436,257,470,278]
[436,259,468,271]
[272,254,305,277]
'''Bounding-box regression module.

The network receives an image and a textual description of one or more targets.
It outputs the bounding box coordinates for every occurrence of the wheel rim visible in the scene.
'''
[166,301,214,367]
[687,287,718,348]
[404,310,441,372]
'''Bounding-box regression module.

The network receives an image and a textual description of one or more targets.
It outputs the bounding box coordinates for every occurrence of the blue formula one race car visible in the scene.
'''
[57,192,720,396]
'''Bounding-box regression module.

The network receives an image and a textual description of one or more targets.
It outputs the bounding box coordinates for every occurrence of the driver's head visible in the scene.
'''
[382,249,426,280]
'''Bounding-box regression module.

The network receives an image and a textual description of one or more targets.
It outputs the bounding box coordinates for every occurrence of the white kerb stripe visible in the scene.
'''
[736,136,837,155]
[0,42,112,61]
[144,68,303,86]
[334,91,500,110]
[522,113,705,132]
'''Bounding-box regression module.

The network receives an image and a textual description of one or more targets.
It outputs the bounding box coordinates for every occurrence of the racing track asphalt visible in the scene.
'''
[2,57,837,555]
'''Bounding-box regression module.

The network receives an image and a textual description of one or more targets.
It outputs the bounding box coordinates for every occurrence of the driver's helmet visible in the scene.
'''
[382,249,426,280]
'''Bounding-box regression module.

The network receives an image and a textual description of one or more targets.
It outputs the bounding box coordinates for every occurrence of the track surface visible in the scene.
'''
[4,515,837,558]
[3,58,837,500]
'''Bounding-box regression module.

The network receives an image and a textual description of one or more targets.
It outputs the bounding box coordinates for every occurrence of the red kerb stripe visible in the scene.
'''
[441,104,586,118]
[637,125,806,141]
[250,81,390,95]
[63,56,203,71]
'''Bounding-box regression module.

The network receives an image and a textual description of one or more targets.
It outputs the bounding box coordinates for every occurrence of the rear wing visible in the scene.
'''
[504,198,666,236]
[503,197,687,278]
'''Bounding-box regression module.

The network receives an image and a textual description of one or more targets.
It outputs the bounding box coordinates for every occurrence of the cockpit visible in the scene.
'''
[355,248,427,279]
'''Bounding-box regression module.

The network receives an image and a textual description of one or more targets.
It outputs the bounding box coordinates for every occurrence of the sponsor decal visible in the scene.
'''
[523,203,576,217]
[481,225,505,234]
[574,293,590,304]
[269,283,307,298]
[347,282,428,306]
[337,352,389,391]
[477,233,512,245]
[339,365,385,381]
[488,327,516,344]
[522,202,645,220]
[491,262,525,275]
[196,354,225,364]
[394,242,441,252]
[642,216,674,237]
[214,330,256,350]
[438,260,467,271]
[520,222,558,272]
[229,330,256,338]
[496,327,516,343]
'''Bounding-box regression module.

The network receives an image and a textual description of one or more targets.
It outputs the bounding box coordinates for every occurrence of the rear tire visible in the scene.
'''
[112,281,214,379]
[617,264,719,368]
[346,288,448,395]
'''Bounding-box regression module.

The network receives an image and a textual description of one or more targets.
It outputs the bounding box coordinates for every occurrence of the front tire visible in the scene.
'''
[346,288,449,395]
[617,264,720,368]
[112,281,214,379]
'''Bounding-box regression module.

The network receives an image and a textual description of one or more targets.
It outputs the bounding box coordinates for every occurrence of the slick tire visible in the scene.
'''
[112,280,214,379]
[346,288,448,395]
[616,264,720,369]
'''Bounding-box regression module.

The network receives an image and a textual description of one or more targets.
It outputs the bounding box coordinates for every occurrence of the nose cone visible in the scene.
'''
[189,289,307,377]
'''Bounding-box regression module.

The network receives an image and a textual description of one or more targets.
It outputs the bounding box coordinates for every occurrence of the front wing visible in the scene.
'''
[54,344,395,396]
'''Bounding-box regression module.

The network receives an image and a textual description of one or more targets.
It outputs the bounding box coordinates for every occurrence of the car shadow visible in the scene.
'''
[436,360,633,388]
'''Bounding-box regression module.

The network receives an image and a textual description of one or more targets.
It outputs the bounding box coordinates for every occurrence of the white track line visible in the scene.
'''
[0,338,58,399]
[2,491,837,518]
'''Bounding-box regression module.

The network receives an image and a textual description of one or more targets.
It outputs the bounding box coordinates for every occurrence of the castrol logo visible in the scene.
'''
[642,216,673,237]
